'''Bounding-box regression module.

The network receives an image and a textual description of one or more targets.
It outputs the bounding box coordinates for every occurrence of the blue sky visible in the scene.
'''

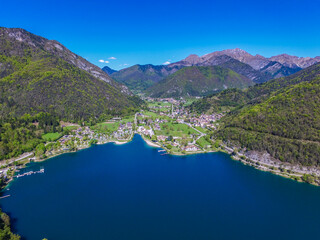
[1,0,320,70]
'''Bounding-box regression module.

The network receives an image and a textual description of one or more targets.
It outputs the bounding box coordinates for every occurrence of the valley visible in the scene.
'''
[1,0,320,239]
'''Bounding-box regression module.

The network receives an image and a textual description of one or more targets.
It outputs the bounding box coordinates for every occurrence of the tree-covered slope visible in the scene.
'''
[110,64,182,92]
[0,27,142,121]
[190,63,320,166]
[0,56,141,121]
[147,66,254,98]
[102,66,117,75]
[189,63,320,114]
[217,78,320,166]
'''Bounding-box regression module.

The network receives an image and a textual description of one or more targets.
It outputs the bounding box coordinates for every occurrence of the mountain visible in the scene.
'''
[190,63,320,167]
[104,49,317,94]
[110,64,182,92]
[199,55,271,83]
[169,53,272,83]
[269,54,320,68]
[147,66,254,98]
[170,48,319,83]
[200,48,270,70]
[102,66,117,75]
[0,27,142,121]
[259,61,302,79]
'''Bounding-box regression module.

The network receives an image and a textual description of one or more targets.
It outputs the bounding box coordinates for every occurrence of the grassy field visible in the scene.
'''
[156,122,199,137]
[143,111,159,117]
[120,116,135,123]
[195,126,208,134]
[91,122,119,133]
[196,136,212,148]
[64,126,79,131]
[42,132,62,141]
[183,98,196,106]
[148,102,171,108]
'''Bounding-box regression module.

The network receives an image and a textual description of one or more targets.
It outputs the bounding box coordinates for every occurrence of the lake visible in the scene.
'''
[1,135,320,240]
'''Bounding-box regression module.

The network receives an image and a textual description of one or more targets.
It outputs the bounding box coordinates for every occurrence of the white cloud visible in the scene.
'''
[108,57,117,60]
[163,61,171,65]
[99,60,109,63]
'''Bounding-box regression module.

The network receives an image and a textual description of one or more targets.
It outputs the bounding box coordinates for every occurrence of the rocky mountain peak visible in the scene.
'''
[184,54,201,64]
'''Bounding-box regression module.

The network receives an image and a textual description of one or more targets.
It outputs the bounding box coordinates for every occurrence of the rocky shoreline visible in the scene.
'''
[221,143,320,186]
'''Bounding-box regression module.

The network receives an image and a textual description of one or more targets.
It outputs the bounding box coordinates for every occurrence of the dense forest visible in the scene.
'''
[0,27,144,161]
[0,113,61,160]
[147,66,254,98]
[190,63,320,166]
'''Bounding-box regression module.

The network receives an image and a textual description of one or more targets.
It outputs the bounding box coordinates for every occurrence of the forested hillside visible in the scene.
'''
[147,66,254,98]
[0,27,142,122]
[190,63,320,166]
[0,27,143,161]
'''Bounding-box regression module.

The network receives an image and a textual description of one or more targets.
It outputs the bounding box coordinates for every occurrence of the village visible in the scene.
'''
[134,97,224,154]
[0,97,224,180]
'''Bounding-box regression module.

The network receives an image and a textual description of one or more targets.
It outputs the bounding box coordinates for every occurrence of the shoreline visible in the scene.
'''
[221,143,320,186]
[1,134,319,192]
[140,136,161,148]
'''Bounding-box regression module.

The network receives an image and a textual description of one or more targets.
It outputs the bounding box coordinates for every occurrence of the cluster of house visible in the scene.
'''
[137,126,154,137]
[59,127,95,145]
[182,144,200,152]
[157,135,167,141]
[113,122,133,140]
[189,114,223,128]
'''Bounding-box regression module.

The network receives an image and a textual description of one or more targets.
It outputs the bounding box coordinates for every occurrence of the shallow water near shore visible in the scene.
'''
[1,135,320,240]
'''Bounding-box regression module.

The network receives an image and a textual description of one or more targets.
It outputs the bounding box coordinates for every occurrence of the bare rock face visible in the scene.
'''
[0,27,132,95]
[269,54,320,68]
[168,48,320,83]
[184,54,202,65]
[200,48,270,70]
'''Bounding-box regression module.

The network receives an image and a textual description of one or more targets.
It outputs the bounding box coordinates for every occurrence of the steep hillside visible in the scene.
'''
[218,78,320,166]
[0,27,142,121]
[102,66,117,75]
[169,48,316,83]
[269,54,320,68]
[110,64,182,92]
[0,27,131,95]
[260,61,302,79]
[191,63,320,167]
[190,63,320,114]
[200,55,271,83]
[147,66,254,98]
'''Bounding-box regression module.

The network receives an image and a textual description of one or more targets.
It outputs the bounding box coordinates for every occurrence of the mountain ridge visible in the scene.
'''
[147,65,254,98]
[110,48,315,93]
[0,27,142,121]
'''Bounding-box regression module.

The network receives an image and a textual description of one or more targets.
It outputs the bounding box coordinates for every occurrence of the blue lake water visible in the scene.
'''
[1,134,320,240]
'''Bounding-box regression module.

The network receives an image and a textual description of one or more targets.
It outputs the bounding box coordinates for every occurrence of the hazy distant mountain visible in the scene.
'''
[260,61,302,79]
[103,49,319,93]
[269,54,320,68]
[109,64,182,92]
[169,48,319,83]
[102,66,117,75]
[147,66,254,98]
[198,55,271,83]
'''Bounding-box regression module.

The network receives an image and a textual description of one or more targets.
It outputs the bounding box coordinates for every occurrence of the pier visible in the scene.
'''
[14,168,44,178]
[0,195,10,199]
